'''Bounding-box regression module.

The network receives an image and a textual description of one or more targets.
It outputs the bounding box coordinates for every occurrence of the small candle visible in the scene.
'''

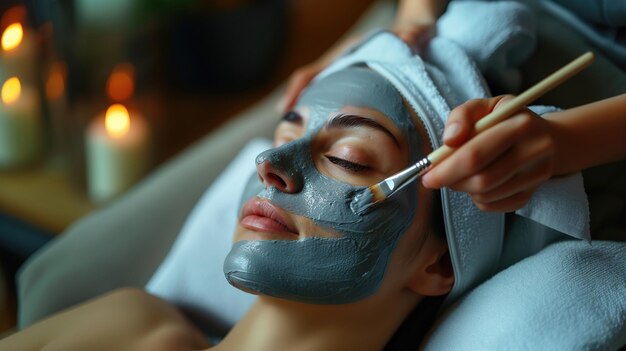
[1,22,37,84]
[86,104,150,203]
[0,76,41,167]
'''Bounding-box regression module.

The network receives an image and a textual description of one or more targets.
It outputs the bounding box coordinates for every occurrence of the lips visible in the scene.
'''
[240,198,299,236]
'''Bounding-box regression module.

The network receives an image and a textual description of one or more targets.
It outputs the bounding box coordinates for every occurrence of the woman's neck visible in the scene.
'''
[212,291,420,351]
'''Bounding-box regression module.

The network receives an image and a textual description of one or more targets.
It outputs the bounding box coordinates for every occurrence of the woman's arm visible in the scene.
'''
[0,288,211,351]
[547,93,626,176]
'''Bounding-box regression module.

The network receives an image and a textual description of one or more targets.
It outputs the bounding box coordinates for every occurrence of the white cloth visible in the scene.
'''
[438,0,537,93]
[424,240,626,350]
[517,173,591,241]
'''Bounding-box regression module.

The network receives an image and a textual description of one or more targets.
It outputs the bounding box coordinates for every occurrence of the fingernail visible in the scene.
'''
[443,122,460,142]
[422,176,432,189]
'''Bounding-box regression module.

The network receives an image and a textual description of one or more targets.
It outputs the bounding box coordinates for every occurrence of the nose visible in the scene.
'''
[256,160,302,193]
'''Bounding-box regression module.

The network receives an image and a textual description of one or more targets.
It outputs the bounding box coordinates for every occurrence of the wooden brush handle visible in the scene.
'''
[427,51,595,166]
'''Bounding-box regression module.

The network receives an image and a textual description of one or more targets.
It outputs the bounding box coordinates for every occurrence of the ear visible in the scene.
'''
[406,235,454,296]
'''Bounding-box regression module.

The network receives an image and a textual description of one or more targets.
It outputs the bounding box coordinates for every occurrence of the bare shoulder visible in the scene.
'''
[104,288,213,351]
[0,288,211,351]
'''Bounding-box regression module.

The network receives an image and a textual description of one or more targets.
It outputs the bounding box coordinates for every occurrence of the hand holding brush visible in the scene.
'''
[351,52,595,215]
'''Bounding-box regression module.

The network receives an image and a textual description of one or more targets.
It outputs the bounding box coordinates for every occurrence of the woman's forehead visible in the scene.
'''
[296,67,416,135]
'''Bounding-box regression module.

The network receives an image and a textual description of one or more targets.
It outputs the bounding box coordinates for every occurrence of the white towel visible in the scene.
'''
[423,240,626,350]
[437,0,537,93]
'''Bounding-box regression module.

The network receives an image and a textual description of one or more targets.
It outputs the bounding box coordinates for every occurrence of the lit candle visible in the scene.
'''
[86,104,150,203]
[0,76,41,167]
[1,22,37,84]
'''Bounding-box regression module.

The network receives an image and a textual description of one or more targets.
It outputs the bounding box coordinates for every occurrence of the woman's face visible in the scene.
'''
[224,67,432,304]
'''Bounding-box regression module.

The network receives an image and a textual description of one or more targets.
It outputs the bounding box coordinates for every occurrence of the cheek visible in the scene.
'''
[389,214,426,266]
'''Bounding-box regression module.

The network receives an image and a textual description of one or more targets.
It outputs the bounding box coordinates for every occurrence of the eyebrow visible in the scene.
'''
[326,114,400,147]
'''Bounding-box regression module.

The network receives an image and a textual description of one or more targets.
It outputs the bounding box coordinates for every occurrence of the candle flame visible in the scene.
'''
[1,77,21,105]
[106,63,135,102]
[1,23,23,51]
[105,104,131,138]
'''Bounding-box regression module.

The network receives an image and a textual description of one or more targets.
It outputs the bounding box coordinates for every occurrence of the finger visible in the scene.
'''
[449,127,555,194]
[472,189,535,213]
[449,146,520,194]
[444,96,512,147]
[394,25,435,49]
[472,160,552,205]
[423,111,529,189]
[278,66,320,112]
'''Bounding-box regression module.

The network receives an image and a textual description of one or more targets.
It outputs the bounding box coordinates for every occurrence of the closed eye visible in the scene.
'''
[325,155,371,173]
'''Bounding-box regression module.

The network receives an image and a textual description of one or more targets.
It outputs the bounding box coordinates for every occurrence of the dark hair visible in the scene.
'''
[430,189,446,239]
[382,295,445,351]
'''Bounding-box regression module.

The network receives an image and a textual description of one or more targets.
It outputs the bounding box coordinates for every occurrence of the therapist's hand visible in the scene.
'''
[422,95,558,212]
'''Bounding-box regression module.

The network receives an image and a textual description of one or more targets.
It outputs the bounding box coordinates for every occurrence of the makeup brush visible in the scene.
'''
[350,51,595,215]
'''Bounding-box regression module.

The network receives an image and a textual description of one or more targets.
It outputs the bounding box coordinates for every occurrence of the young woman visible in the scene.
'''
[1,66,454,351]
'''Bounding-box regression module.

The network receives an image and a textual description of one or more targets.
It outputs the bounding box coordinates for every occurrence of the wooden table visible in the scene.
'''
[0,165,94,235]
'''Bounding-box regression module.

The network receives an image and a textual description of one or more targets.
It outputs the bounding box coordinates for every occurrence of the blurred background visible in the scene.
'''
[0,0,377,333]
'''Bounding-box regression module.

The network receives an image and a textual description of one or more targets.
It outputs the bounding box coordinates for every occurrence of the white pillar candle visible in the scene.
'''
[86,104,150,203]
[1,22,37,84]
[0,76,41,167]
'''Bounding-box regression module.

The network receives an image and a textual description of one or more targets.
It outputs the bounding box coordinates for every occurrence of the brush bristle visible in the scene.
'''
[370,184,387,203]
[350,184,386,215]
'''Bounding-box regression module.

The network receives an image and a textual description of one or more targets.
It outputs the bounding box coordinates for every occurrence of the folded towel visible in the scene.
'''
[437,0,537,93]
[146,139,271,333]
[423,240,626,350]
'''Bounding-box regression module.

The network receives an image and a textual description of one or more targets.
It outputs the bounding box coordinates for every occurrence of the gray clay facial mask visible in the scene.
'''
[224,67,424,304]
